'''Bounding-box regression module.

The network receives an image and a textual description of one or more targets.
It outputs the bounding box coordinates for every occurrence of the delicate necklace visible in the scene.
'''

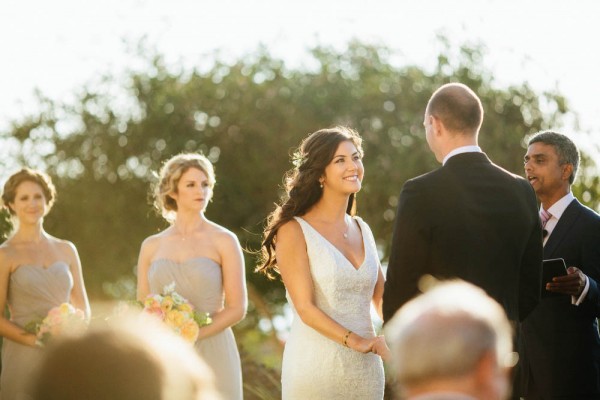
[174,222,201,241]
[343,216,350,239]
[178,232,188,241]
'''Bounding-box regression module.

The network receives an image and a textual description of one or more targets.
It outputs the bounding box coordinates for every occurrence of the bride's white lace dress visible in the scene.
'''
[281,216,385,400]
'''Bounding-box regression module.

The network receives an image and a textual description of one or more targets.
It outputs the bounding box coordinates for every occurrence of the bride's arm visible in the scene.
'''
[372,266,385,321]
[0,249,37,347]
[196,230,247,340]
[277,220,377,353]
[371,265,391,361]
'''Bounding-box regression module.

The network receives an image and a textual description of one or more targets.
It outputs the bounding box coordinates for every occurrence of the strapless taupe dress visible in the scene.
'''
[1,262,73,400]
[149,257,242,400]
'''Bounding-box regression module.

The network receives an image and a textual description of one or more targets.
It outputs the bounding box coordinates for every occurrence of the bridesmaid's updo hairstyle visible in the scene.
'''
[257,126,363,277]
[1,168,57,215]
[153,153,215,221]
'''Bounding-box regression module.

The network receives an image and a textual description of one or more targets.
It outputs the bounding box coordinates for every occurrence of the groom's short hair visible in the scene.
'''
[426,83,483,135]
[385,280,513,388]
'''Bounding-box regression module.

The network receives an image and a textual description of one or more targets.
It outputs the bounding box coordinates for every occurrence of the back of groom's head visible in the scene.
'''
[385,280,514,400]
[426,83,483,135]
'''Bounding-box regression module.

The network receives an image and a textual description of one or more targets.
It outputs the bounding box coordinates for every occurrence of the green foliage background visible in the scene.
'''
[1,40,598,398]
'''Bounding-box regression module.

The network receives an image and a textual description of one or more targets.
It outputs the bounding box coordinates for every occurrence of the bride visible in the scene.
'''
[258,126,389,399]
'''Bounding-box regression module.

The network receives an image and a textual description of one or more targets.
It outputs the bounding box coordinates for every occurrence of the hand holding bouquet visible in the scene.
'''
[142,282,211,343]
[25,303,88,347]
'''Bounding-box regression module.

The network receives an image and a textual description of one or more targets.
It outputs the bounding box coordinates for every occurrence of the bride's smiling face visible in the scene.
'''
[320,140,364,195]
[169,167,213,212]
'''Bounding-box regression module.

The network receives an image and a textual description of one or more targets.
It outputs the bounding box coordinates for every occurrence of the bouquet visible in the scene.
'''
[25,303,88,347]
[141,282,211,343]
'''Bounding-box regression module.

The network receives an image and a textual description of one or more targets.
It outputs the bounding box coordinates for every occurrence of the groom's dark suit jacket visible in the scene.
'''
[520,198,600,399]
[383,152,543,323]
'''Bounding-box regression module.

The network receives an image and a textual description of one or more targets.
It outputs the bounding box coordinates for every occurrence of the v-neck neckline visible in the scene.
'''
[296,216,367,271]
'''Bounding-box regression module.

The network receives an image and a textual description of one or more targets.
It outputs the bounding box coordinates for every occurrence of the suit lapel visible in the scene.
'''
[544,198,581,258]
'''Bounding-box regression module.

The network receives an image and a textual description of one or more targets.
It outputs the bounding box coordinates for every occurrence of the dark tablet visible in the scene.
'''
[542,258,568,297]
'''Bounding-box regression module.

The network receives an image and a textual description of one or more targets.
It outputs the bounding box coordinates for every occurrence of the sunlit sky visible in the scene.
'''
[2,0,599,174]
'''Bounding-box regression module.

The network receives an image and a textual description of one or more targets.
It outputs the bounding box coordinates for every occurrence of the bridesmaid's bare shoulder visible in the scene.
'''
[0,241,17,273]
[203,220,241,253]
[144,224,180,244]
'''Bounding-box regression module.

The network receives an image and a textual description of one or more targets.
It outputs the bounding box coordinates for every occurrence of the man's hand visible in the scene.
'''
[546,266,586,296]
[371,336,391,363]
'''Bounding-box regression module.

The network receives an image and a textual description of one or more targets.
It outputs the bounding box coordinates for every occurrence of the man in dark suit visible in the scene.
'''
[382,82,543,324]
[520,131,600,399]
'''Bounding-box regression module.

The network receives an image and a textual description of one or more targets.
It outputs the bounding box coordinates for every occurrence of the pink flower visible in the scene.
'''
[31,303,88,346]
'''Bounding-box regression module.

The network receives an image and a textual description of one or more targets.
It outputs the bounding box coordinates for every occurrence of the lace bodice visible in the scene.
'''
[288,216,378,337]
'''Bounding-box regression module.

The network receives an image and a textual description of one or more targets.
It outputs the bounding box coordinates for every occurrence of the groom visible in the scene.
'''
[383,83,542,325]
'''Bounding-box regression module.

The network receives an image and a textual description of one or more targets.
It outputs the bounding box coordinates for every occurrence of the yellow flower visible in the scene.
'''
[180,320,200,343]
[165,310,185,328]
[178,303,193,313]
[161,296,174,312]
[59,303,71,314]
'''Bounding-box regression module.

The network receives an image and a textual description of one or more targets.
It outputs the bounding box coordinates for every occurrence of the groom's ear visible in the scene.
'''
[430,115,444,137]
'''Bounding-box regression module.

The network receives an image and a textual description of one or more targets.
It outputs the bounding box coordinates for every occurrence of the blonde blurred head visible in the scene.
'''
[33,312,220,400]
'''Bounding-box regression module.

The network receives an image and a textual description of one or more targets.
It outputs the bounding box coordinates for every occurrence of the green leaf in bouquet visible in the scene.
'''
[193,312,212,327]
[24,318,43,335]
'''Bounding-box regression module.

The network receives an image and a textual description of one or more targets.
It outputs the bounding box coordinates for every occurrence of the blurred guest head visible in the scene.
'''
[32,314,219,400]
[385,280,514,400]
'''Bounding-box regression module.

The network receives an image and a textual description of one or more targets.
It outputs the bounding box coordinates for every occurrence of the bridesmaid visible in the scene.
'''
[136,153,246,400]
[0,168,91,399]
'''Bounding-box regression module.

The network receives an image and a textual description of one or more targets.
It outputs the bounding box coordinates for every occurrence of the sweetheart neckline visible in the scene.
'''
[150,256,220,267]
[13,261,69,273]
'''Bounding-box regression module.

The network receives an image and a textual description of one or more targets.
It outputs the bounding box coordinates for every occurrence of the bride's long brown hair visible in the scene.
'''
[257,126,363,278]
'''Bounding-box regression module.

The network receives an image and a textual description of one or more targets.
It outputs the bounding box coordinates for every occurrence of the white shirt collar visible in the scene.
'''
[442,146,482,165]
[545,192,575,220]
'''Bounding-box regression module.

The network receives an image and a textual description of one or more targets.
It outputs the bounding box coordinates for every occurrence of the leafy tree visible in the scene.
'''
[4,39,599,399]
[3,40,595,300]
